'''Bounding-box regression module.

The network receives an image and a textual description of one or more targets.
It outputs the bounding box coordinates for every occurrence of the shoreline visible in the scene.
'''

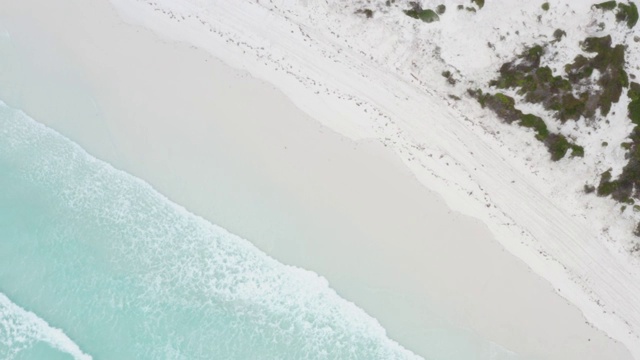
[0,0,634,358]
[107,0,640,356]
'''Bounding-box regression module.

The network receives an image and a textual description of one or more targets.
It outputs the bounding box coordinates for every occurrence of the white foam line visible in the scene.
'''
[0,292,92,360]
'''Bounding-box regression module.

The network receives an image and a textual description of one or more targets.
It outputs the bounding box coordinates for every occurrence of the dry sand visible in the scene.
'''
[0,0,633,358]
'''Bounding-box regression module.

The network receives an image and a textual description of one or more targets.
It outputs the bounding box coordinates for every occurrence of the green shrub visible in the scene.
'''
[582,35,611,53]
[471,0,485,9]
[596,168,635,201]
[536,66,553,83]
[494,93,514,106]
[629,99,640,124]
[520,114,549,140]
[356,9,374,18]
[598,179,619,196]
[553,29,566,41]
[526,45,544,63]
[436,4,446,14]
[545,133,571,161]
[629,82,640,124]
[594,1,618,10]
[629,82,640,100]
[557,94,586,121]
[542,2,550,11]
[404,8,440,23]
[470,91,524,123]
[442,70,456,85]
[570,144,585,157]
[617,2,639,28]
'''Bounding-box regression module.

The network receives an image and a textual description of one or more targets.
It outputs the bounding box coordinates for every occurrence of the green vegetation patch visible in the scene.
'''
[594,1,618,10]
[628,82,640,124]
[594,0,638,27]
[475,21,640,225]
[553,29,567,41]
[469,89,583,160]
[404,2,440,23]
[436,4,446,15]
[470,90,521,123]
[545,133,572,161]
[616,2,639,28]
[489,37,628,123]
[542,2,550,11]
[570,36,628,116]
[520,114,550,140]
[441,70,456,85]
[598,126,640,201]
[570,144,585,157]
[355,9,374,18]
[471,0,485,9]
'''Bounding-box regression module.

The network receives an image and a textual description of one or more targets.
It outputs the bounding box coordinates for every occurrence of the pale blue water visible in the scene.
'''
[0,101,424,359]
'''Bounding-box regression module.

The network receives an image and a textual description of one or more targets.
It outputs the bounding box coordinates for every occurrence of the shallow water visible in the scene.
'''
[0,100,428,359]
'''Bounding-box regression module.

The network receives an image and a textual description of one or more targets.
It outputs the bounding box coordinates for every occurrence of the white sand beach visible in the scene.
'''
[0,0,635,359]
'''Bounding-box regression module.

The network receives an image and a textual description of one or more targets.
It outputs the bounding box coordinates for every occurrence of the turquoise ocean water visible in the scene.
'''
[0,100,424,359]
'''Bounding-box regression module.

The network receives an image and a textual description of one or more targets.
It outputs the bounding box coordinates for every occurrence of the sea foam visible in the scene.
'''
[0,100,421,359]
[0,292,91,360]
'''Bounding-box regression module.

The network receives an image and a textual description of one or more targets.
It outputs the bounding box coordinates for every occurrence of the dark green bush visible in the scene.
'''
[594,1,618,10]
[520,114,549,140]
[526,45,544,64]
[629,82,640,124]
[553,29,566,41]
[570,144,585,157]
[545,134,572,161]
[617,2,639,28]
[598,181,619,196]
[471,0,485,9]
[629,100,640,124]
[356,9,374,18]
[404,8,440,23]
